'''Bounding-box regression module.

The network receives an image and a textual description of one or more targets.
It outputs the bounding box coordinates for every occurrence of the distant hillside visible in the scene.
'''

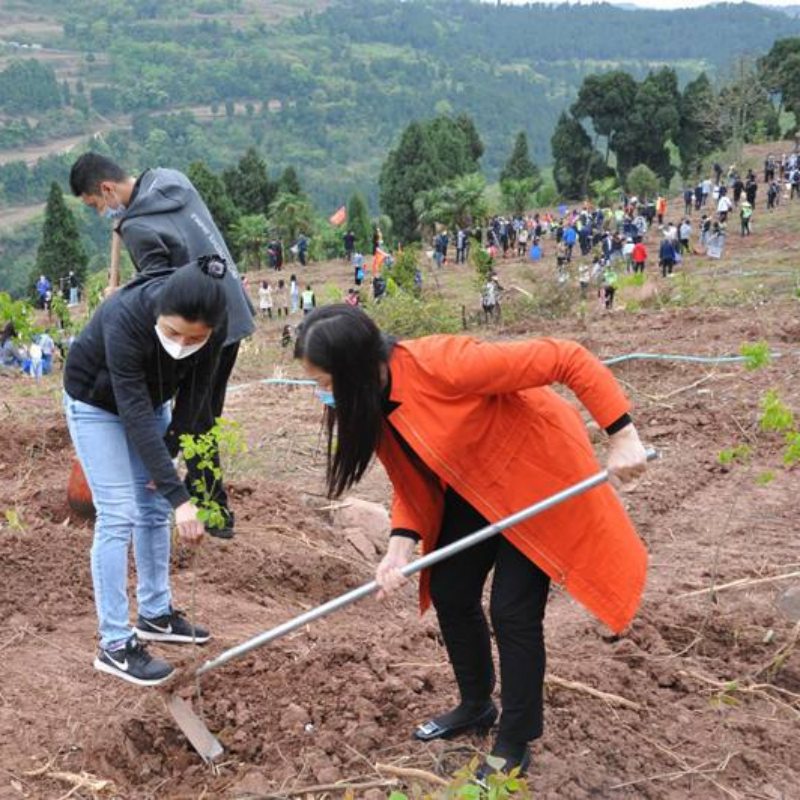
[0,0,798,215]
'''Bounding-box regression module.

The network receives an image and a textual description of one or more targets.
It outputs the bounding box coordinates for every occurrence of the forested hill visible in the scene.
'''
[1,0,799,217]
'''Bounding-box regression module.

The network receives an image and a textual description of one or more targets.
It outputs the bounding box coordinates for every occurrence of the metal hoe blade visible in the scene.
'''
[165,695,224,763]
[166,449,658,761]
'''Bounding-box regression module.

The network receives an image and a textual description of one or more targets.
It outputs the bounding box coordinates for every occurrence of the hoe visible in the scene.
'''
[167,449,659,762]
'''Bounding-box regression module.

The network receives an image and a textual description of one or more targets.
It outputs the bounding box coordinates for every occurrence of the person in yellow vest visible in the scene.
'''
[301,284,316,315]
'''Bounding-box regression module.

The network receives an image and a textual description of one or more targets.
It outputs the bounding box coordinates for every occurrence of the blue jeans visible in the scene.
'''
[63,393,173,649]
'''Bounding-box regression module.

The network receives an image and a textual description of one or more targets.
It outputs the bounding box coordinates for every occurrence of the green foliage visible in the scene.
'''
[0,292,36,340]
[533,180,558,208]
[756,470,776,485]
[187,160,240,252]
[34,183,88,288]
[415,173,488,233]
[500,131,541,188]
[551,111,609,200]
[364,291,461,339]
[590,176,621,207]
[0,59,62,113]
[390,246,422,294]
[2,508,25,533]
[676,72,723,180]
[179,418,247,532]
[268,192,315,245]
[279,166,303,197]
[626,164,660,200]
[500,178,537,217]
[471,246,494,283]
[387,757,529,799]
[759,389,794,433]
[739,341,772,371]
[222,147,276,215]
[231,214,269,270]
[380,115,484,244]
[717,444,752,466]
[49,293,72,332]
[346,192,373,255]
[784,431,800,466]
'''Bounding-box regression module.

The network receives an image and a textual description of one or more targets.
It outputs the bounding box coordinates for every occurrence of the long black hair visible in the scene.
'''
[295,304,388,498]
[156,256,227,329]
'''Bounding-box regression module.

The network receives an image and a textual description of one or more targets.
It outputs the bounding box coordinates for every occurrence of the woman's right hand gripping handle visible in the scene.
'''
[175,500,205,545]
[375,535,417,600]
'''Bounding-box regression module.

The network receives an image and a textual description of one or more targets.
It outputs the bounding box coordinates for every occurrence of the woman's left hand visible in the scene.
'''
[607,423,648,486]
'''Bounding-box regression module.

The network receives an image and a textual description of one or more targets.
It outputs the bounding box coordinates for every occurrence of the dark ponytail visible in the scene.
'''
[295,305,387,498]
[156,255,227,329]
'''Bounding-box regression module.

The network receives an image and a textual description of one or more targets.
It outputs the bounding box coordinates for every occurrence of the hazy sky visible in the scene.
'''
[497,0,800,7]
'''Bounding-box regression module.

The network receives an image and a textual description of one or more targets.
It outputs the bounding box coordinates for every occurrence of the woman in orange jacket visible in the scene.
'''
[296,305,648,779]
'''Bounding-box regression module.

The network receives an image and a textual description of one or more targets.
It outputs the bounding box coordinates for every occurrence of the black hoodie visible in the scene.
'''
[64,274,226,509]
[117,168,255,346]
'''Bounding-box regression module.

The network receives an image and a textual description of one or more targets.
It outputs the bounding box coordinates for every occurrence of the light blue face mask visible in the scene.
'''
[103,204,126,220]
[315,388,336,408]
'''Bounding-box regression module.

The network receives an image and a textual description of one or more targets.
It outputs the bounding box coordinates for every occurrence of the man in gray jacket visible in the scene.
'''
[69,153,256,539]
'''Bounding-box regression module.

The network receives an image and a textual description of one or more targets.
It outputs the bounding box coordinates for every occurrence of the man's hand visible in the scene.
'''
[607,423,648,487]
[375,536,416,600]
[175,501,205,545]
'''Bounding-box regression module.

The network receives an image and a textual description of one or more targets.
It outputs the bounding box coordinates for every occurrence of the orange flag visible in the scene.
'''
[329,206,346,226]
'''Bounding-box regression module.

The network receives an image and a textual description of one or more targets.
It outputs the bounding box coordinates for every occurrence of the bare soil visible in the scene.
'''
[1,291,799,799]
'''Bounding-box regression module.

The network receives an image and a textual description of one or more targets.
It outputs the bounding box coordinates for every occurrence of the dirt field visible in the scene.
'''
[2,146,800,798]
[1,289,799,799]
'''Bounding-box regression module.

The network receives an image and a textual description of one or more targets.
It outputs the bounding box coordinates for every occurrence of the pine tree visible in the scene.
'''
[500,131,541,187]
[551,112,609,200]
[222,147,276,215]
[278,166,303,197]
[34,182,87,289]
[379,115,484,243]
[676,73,721,180]
[346,192,372,254]
[187,161,240,257]
[379,121,438,244]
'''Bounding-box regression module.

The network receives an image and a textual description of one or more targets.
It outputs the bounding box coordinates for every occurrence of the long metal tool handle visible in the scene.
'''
[196,448,658,676]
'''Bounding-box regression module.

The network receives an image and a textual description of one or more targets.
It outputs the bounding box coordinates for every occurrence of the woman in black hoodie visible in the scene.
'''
[64,256,227,686]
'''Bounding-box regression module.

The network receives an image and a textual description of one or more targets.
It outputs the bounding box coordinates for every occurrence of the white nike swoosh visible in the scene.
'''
[112,657,129,671]
[146,622,173,634]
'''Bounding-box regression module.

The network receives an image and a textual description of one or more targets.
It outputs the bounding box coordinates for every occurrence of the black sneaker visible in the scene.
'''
[206,509,235,540]
[134,608,210,644]
[94,636,174,687]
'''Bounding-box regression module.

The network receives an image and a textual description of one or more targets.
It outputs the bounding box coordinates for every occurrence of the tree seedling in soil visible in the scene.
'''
[388,759,531,799]
[2,508,24,532]
[717,444,752,466]
[759,389,794,433]
[739,340,771,371]
[179,418,247,531]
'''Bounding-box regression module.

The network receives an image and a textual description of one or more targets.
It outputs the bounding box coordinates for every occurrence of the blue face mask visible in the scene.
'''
[103,204,126,220]
[315,388,336,408]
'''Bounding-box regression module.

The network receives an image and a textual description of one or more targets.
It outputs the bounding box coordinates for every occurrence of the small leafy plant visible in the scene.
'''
[179,418,247,530]
[718,444,752,466]
[739,341,771,371]
[387,758,530,799]
[759,389,794,433]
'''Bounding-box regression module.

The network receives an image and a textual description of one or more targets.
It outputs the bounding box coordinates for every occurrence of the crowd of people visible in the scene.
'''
[422,151,796,317]
[0,321,62,378]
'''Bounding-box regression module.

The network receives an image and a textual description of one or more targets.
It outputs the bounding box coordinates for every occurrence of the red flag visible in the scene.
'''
[329,206,346,226]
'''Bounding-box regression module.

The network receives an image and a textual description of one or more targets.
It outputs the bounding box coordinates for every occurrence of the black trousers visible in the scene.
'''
[429,490,550,744]
[184,341,240,512]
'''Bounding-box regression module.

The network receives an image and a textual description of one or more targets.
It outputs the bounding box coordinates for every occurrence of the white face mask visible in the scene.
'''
[154,325,209,360]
